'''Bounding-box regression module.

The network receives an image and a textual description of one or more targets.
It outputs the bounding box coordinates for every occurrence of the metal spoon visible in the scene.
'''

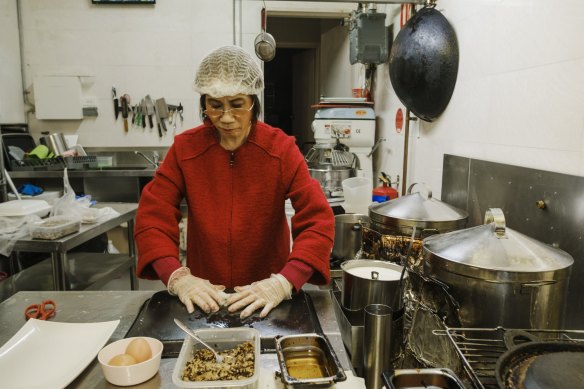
[174,318,224,363]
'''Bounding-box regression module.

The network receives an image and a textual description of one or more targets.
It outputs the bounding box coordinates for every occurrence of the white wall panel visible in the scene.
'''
[0,0,26,123]
[5,0,584,177]
[18,0,239,146]
[374,0,584,198]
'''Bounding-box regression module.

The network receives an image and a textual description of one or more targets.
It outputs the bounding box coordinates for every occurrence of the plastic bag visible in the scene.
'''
[50,169,86,222]
[51,168,120,223]
[0,215,40,256]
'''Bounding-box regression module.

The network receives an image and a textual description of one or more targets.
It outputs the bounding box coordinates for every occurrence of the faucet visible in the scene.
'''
[134,150,160,168]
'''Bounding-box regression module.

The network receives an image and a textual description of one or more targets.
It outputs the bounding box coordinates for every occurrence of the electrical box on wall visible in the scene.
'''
[33,76,83,120]
[349,9,389,65]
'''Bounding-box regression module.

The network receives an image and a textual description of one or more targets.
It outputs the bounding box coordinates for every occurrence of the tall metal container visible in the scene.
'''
[423,208,574,329]
[332,214,370,260]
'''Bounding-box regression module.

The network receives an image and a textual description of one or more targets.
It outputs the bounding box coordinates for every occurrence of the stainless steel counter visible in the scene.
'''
[0,289,353,388]
[9,168,156,179]
[10,203,138,291]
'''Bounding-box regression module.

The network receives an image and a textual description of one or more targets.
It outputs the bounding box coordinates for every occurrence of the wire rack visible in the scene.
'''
[442,327,584,388]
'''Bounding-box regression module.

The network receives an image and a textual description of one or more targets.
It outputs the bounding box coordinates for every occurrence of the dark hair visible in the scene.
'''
[199,95,261,122]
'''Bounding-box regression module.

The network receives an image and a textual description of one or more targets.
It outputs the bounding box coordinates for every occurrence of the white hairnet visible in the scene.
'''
[194,46,264,98]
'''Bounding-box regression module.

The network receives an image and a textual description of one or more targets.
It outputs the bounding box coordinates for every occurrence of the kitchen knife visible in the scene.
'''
[153,105,163,138]
[120,95,129,132]
[134,104,139,126]
[144,95,155,129]
[155,98,169,132]
[135,104,142,128]
[140,99,147,128]
[112,87,119,120]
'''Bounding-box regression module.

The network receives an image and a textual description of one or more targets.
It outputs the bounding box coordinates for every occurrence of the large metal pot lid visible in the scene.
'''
[423,208,574,272]
[368,183,468,228]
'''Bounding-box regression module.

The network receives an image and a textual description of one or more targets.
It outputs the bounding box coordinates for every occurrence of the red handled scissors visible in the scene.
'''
[24,300,56,321]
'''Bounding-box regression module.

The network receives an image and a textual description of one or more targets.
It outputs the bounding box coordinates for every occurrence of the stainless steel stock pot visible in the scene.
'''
[423,208,574,329]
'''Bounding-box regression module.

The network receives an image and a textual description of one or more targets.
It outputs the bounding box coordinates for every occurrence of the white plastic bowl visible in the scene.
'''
[97,337,163,386]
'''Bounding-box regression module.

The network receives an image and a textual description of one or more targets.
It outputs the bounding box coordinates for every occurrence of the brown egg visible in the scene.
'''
[125,338,152,363]
[108,353,137,366]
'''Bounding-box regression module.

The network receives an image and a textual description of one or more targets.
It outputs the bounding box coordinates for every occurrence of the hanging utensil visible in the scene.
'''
[120,95,129,132]
[141,98,147,129]
[144,95,155,129]
[389,5,459,122]
[155,98,169,132]
[112,86,119,120]
[254,7,276,62]
[153,105,163,138]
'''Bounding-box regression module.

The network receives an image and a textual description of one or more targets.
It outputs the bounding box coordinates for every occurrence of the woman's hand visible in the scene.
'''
[226,274,293,319]
[168,267,226,313]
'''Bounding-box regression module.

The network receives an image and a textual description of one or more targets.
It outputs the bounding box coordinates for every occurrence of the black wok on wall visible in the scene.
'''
[389,6,459,122]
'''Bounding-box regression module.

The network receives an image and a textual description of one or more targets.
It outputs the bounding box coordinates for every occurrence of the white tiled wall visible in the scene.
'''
[374,0,584,197]
[11,0,259,146]
[2,0,584,189]
[0,0,25,123]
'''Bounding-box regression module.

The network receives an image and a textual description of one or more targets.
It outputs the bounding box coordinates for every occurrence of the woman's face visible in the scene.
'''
[205,94,254,150]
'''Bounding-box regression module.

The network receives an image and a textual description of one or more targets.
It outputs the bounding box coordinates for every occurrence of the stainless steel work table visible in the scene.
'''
[0,289,354,388]
[10,202,138,291]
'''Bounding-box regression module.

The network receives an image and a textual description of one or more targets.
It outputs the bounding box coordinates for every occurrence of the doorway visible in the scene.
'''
[261,15,349,154]
[264,47,317,153]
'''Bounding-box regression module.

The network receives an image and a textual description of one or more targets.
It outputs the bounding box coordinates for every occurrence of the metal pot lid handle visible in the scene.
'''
[371,271,379,280]
[484,208,507,239]
[407,182,432,199]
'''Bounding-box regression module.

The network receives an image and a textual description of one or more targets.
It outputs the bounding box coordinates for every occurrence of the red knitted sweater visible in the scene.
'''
[135,120,334,289]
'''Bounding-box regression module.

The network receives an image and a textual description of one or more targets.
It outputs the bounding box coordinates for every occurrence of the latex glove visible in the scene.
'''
[168,267,226,314]
[226,274,293,319]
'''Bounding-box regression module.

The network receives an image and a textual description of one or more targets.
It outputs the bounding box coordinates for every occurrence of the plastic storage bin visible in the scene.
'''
[172,327,260,389]
[30,216,81,240]
[342,177,373,214]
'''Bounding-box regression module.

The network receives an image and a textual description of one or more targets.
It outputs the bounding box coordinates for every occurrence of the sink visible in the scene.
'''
[95,166,153,170]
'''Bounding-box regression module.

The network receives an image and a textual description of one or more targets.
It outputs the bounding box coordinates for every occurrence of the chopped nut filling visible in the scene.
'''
[181,341,255,381]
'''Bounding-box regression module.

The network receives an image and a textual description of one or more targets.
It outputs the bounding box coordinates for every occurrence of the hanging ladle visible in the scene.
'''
[174,318,224,363]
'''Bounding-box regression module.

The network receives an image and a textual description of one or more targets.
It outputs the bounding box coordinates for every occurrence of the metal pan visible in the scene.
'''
[389,5,459,122]
[496,330,584,388]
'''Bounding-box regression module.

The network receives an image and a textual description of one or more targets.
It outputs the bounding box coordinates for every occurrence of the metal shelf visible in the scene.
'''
[0,253,135,301]
[443,327,584,389]
[6,202,138,291]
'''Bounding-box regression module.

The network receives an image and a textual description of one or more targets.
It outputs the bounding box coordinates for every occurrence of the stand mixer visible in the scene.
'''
[307,98,377,198]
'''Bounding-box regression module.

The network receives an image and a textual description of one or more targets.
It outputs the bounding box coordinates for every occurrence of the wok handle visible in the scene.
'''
[503,329,539,350]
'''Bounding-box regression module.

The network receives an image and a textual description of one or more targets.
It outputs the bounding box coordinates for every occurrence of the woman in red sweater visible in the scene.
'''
[135,46,334,319]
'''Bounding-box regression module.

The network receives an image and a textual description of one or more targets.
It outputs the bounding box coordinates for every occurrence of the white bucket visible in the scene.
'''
[342,177,372,214]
